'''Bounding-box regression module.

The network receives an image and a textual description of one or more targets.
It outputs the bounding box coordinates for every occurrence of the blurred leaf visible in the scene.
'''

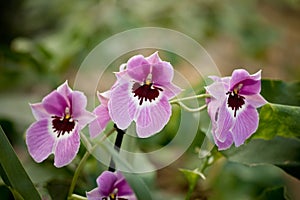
[0,126,41,200]
[223,136,300,179]
[261,80,300,106]
[257,186,285,200]
[254,103,300,139]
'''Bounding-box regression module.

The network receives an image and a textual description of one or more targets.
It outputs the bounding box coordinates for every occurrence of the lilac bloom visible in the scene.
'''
[108,52,181,138]
[86,171,137,200]
[26,81,95,167]
[89,91,111,138]
[205,69,267,150]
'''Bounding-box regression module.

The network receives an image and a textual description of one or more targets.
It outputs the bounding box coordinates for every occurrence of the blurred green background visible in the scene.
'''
[0,0,300,199]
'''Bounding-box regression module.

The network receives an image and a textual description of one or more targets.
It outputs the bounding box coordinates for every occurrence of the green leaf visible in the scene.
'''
[261,80,300,106]
[223,136,300,179]
[0,126,41,200]
[254,103,300,139]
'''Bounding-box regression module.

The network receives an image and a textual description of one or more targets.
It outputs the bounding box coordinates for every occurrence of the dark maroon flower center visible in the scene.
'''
[52,108,75,138]
[132,82,163,105]
[226,90,245,117]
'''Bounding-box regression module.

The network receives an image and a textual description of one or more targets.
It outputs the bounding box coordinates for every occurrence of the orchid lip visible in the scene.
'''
[132,82,163,106]
[51,107,76,138]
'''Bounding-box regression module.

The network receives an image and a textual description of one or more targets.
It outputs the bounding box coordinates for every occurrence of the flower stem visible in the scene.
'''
[108,124,126,172]
[68,151,90,198]
[169,94,210,104]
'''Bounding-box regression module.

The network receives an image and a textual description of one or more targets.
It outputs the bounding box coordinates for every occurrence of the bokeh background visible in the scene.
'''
[0,0,300,199]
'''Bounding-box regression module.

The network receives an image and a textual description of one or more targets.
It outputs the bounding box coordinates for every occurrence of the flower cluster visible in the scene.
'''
[25,51,267,199]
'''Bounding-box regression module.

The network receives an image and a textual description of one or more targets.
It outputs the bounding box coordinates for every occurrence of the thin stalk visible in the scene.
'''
[108,124,126,172]
[169,94,210,104]
[175,102,207,112]
[68,151,90,198]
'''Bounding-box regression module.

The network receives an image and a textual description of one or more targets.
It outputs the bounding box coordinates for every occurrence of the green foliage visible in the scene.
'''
[0,126,41,200]
[254,103,300,139]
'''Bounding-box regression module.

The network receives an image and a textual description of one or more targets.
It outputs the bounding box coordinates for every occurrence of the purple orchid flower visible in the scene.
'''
[86,171,137,200]
[108,52,181,138]
[205,69,267,150]
[89,91,111,138]
[26,81,95,167]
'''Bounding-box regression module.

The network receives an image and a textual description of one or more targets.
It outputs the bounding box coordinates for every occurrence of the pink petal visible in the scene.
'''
[26,119,55,163]
[86,188,101,200]
[205,82,227,100]
[232,105,259,147]
[97,171,117,196]
[151,61,174,84]
[215,101,234,142]
[69,91,96,128]
[54,126,80,167]
[230,69,261,95]
[161,82,182,99]
[89,105,111,138]
[108,82,134,130]
[42,90,69,117]
[126,55,150,82]
[245,94,267,108]
[115,172,135,196]
[136,107,151,128]
[30,103,50,120]
[146,51,162,64]
[136,97,171,137]
[57,80,72,97]
[213,129,234,150]
[97,91,110,106]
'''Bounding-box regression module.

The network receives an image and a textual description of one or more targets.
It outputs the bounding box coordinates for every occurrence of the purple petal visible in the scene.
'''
[69,91,96,128]
[232,105,259,147]
[97,91,110,106]
[161,82,182,99]
[97,171,118,196]
[108,82,134,130]
[151,61,174,84]
[57,80,72,97]
[230,69,261,95]
[136,96,171,137]
[42,90,69,117]
[30,103,50,120]
[89,105,111,138]
[26,119,55,163]
[215,101,234,142]
[146,51,161,64]
[86,188,101,200]
[136,107,151,128]
[213,129,234,150]
[115,172,135,196]
[245,94,267,108]
[205,82,227,100]
[54,126,80,167]
[126,55,150,82]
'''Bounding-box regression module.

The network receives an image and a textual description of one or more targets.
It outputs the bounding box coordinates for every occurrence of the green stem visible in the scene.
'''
[169,94,210,104]
[68,151,91,198]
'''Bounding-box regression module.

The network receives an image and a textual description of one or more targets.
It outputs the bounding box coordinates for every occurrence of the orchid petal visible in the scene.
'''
[136,97,171,137]
[26,119,55,163]
[127,55,150,82]
[152,61,174,84]
[54,126,80,167]
[30,103,49,120]
[232,105,259,147]
[89,105,111,138]
[109,82,134,130]
[42,90,69,117]
[97,171,117,196]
